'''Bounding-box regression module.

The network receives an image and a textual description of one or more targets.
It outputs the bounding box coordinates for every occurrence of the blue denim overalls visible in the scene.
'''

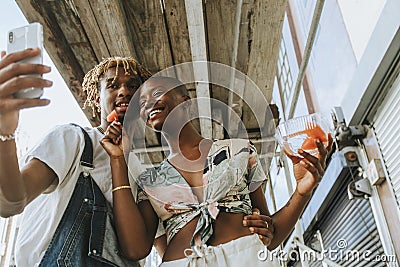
[39,125,139,267]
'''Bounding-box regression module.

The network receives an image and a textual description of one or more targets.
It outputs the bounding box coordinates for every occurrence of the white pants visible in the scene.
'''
[159,234,280,267]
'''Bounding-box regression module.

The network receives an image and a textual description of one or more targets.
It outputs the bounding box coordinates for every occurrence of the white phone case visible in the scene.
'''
[7,23,44,99]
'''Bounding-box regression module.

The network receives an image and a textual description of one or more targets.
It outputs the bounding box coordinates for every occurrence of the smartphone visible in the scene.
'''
[7,23,44,98]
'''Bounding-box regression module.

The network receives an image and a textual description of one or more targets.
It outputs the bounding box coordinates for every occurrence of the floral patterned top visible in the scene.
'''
[136,139,267,247]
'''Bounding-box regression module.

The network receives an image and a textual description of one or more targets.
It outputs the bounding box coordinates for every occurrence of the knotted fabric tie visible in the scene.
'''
[189,200,219,248]
[183,243,212,259]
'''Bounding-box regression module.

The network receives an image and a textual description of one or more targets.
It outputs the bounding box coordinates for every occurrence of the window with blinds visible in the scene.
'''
[373,73,400,211]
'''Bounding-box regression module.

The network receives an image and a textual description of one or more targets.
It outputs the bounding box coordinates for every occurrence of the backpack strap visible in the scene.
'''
[70,123,94,169]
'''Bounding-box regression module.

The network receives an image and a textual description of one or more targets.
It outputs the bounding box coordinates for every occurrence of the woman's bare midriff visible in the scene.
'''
[162,212,252,262]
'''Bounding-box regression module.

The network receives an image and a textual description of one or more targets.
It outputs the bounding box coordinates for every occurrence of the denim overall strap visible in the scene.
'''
[87,173,108,259]
[70,124,108,258]
[76,125,112,263]
[39,125,138,266]
[74,124,93,169]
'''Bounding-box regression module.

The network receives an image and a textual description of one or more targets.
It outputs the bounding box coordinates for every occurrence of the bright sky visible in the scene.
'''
[0,0,90,152]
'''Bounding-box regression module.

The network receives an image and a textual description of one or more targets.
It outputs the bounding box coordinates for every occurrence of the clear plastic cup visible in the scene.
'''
[275,113,333,157]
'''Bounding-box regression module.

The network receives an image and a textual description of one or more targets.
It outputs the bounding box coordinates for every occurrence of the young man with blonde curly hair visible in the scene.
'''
[0,48,150,266]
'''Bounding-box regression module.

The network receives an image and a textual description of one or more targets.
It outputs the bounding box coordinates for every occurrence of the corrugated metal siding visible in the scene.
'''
[373,74,400,209]
[306,173,385,267]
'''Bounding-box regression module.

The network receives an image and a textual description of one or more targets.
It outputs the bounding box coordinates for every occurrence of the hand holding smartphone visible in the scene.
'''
[7,22,44,99]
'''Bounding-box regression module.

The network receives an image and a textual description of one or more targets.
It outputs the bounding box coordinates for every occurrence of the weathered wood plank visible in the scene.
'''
[243,0,287,130]
[163,0,192,66]
[188,89,201,134]
[122,0,173,73]
[45,1,98,74]
[163,0,195,86]
[228,0,256,122]
[205,0,236,105]
[71,0,111,61]
[185,0,213,139]
[212,108,224,140]
[205,0,264,139]
[86,0,138,59]
[15,0,99,126]
[16,0,285,145]
[235,0,255,74]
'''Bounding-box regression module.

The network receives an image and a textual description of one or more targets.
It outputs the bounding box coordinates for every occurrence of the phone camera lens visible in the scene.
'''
[8,32,14,43]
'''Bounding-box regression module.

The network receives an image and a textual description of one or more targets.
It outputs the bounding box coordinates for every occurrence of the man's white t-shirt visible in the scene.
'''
[15,125,144,267]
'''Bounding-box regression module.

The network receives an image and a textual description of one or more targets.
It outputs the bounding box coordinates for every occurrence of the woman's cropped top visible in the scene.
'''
[136,139,267,247]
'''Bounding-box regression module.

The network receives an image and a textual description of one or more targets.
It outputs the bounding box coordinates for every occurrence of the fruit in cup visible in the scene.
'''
[301,124,328,150]
[276,113,332,157]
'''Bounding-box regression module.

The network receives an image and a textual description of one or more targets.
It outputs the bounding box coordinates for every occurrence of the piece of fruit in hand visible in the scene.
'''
[106,110,118,122]
[301,124,328,150]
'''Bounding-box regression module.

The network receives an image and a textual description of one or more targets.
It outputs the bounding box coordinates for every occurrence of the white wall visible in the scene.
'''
[338,0,387,62]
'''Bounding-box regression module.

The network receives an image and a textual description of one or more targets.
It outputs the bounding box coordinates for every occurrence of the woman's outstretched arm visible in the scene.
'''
[250,134,334,250]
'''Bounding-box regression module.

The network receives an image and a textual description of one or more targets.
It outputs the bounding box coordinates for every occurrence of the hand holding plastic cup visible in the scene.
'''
[275,113,333,158]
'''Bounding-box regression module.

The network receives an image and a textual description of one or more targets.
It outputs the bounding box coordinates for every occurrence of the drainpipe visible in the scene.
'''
[286,2,319,115]
[288,0,325,119]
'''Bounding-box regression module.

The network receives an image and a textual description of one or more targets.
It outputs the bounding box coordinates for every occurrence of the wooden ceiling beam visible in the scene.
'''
[162,0,196,88]
[227,0,246,138]
[162,0,192,66]
[15,0,285,148]
[44,1,98,74]
[205,0,236,106]
[122,0,173,73]
[185,0,213,139]
[83,0,138,60]
[70,0,111,61]
[243,0,287,169]
[242,0,287,130]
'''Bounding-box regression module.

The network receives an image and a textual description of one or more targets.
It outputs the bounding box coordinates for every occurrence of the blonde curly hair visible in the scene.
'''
[82,57,152,117]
